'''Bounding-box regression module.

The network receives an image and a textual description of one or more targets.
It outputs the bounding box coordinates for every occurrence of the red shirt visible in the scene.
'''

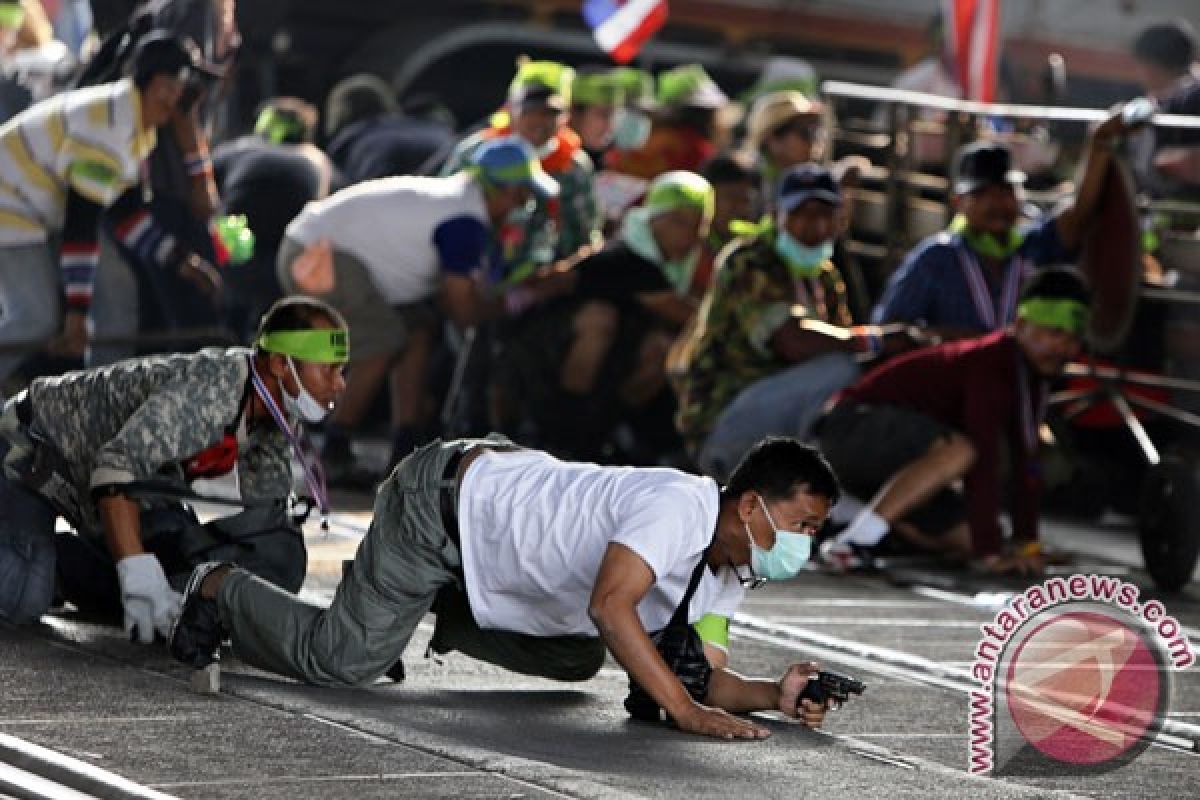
[837,330,1046,556]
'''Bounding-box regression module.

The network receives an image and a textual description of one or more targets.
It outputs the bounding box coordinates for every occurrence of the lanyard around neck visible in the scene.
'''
[954,236,1027,330]
[1016,356,1047,454]
[247,356,330,527]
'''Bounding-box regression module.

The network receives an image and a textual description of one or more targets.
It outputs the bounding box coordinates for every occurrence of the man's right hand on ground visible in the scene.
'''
[116,554,183,644]
[672,701,771,740]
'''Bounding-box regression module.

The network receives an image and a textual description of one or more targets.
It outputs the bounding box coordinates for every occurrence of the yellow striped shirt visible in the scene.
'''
[0,78,156,244]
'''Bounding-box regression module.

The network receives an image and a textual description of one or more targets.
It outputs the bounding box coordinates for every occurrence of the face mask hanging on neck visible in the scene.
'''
[283,356,331,424]
[774,230,833,279]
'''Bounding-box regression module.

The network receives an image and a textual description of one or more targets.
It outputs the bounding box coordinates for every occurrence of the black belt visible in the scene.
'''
[439,448,466,547]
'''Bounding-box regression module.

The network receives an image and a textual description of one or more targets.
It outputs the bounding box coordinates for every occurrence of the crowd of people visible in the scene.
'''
[2,0,1199,739]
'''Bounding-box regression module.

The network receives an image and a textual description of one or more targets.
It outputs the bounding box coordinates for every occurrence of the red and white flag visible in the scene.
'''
[584,0,668,65]
[943,0,1001,102]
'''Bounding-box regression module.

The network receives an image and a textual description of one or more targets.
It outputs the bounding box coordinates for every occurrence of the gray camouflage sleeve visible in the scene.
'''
[89,368,238,490]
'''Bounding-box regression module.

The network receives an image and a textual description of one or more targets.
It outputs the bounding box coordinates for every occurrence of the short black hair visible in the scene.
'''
[255,295,347,344]
[700,151,759,186]
[1019,265,1091,306]
[724,437,840,505]
[1132,20,1197,74]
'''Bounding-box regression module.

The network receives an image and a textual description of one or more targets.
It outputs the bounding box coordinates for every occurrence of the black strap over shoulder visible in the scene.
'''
[670,548,711,629]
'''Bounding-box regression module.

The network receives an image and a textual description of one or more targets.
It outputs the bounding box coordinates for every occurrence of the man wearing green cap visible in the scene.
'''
[500,171,714,458]
[607,64,726,181]
[442,59,600,283]
[280,136,559,484]
[570,67,623,165]
[818,267,1091,575]
[0,296,348,640]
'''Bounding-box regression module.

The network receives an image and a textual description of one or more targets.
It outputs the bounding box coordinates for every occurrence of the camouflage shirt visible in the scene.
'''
[674,235,852,452]
[442,128,600,281]
[1,348,292,537]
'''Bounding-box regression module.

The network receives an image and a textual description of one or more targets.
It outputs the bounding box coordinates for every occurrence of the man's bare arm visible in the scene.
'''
[588,543,769,739]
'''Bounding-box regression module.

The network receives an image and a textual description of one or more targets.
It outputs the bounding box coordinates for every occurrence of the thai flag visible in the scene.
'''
[943,0,1000,102]
[584,0,668,65]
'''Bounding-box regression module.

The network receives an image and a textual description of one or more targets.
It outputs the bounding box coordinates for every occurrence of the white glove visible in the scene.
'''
[116,554,183,644]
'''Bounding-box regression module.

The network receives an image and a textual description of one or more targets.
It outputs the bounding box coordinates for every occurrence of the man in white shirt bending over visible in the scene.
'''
[170,435,839,740]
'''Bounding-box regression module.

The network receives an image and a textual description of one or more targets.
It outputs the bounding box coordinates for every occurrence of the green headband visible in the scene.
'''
[257,329,350,363]
[1017,298,1090,335]
[254,108,306,145]
[607,67,655,105]
[0,4,25,29]
[644,171,715,222]
[572,73,623,106]
[657,65,716,105]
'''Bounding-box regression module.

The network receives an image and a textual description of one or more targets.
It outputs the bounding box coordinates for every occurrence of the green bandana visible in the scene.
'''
[948,214,1024,260]
[257,329,350,363]
[254,108,306,145]
[727,215,774,239]
[643,171,715,223]
[572,72,623,107]
[1016,298,1090,335]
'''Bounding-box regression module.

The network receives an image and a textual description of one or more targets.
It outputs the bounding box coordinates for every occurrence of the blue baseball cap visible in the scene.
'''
[777,163,840,213]
[470,136,559,199]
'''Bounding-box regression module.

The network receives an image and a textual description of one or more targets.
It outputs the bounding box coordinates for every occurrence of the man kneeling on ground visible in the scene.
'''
[171,437,839,739]
[817,267,1089,575]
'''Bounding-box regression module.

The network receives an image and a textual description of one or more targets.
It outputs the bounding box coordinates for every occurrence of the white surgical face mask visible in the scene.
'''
[283,356,331,424]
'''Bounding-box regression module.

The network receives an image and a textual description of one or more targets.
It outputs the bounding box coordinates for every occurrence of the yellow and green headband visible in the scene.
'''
[257,329,350,363]
[1016,298,1090,335]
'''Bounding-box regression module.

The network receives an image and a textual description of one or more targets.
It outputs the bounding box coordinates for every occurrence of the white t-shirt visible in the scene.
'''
[457,450,742,637]
[284,172,487,305]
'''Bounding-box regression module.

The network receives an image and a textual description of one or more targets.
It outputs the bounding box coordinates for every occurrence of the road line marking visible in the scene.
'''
[772,617,984,628]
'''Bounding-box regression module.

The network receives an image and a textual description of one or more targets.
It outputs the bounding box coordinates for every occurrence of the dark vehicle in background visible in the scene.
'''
[226,0,1186,142]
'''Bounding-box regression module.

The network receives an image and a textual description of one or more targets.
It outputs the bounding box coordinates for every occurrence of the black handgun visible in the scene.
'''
[798,670,866,709]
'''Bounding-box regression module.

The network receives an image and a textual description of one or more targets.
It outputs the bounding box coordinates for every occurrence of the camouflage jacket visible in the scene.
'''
[0,348,292,537]
[442,127,600,282]
[673,235,852,452]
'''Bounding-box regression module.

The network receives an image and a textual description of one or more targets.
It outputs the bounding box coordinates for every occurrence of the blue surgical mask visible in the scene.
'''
[612,108,651,150]
[774,230,833,279]
[742,495,813,583]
